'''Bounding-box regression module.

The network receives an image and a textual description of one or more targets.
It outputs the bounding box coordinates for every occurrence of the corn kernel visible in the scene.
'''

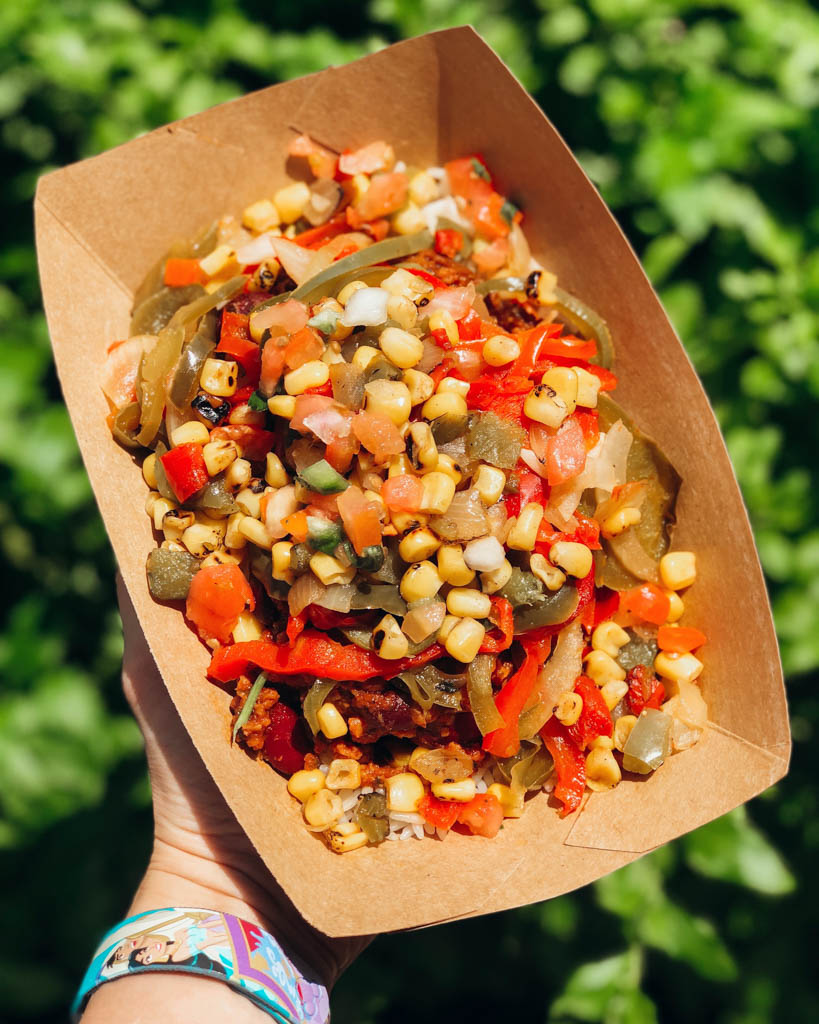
[422,390,468,422]
[437,614,459,642]
[287,769,326,803]
[436,376,471,399]
[446,587,492,619]
[585,747,621,791]
[507,503,544,551]
[408,170,439,206]
[326,824,369,853]
[444,618,485,663]
[480,559,513,595]
[408,422,438,472]
[235,486,262,519]
[403,369,435,407]
[654,651,703,685]
[431,453,462,484]
[439,542,480,587]
[151,497,176,531]
[387,454,414,478]
[381,268,433,302]
[665,590,685,623]
[592,620,630,658]
[600,679,628,711]
[225,458,252,490]
[584,649,627,687]
[325,759,362,791]
[487,783,522,818]
[483,334,521,367]
[392,202,427,235]
[316,702,348,740]
[203,439,240,477]
[554,691,583,727]
[201,548,242,568]
[274,181,311,223]
[660,551,697,590]
[575,366,601,408]
[379,326,424,369]
[386,772,425,812]
[524,383,568,428]
[540,367,578,415]
[373,613,410,659]
[200,357,239,397]
[350,173,369,204]
[163,508,195,533]
[419,472,456,514]
[474,465,506,506]
[529,552,566,591]
[224,512,247,549]
[550,540,593,578]
[591,734,615,750]
[242,198,280,233]
[272,541,294,583]
[310,553,355,586]
[238,516,272,550]
[199,244,235,278]
[303,789,343,829]
[267,395,296,419]
[613,715,638,752]
[399,560,443,602]
[284,359,330,396]
[364,379,412,425]
[264,452,288,488]
[142,453,158,489]
[386,294,418,331]
[428,310,458,346]
[182,521,224,557]
[534,268,558,303]
[390,509,427,534]
[232,611,263,642]
[399,527,440,562]
[431,778,476,802]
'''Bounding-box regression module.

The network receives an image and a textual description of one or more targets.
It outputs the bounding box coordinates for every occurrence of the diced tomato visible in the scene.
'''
[288,133,338,179]
[519,469,545,509]
[164,258,207,287]
[186,564,255,644]
[281,510,308,543]
[657,625,707,653]
[468,374,531,421]
[338,140,394,176]
[351,172,408,222]
[260,339,288,394]
[625,665,666,716]
[263,703,311,776]
[325,430,359,473]
[434,228,464,258]
[418,792,461,831]
[352,411,405,461]
[473,237,509,274]
[444,156,509,239]
[360,217,390,242]
[284,326,324,370]
[290,394,334,433]
[209,425,275,462]
[546,416,587,486]
[160,443,209,503]
[102,336,154,408]
[337,484,382,555]
[217,312,261,384]
[575,408,600,449]
[619,583,671,626]
[381,474,424,512]
[457,793,504,838]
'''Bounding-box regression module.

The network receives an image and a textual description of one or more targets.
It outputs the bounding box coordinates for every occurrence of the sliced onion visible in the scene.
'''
[486,501,510,544]
[265,485,298,541]
[340,287,390,328]
[410,745,474,783]
[289,438,325,473]
[303,679,337,735]
[402,599,446,643]
[420,196,470,233]
[316,583,356,613]
[546,423,634,525]
[250,298,309,340]
[424,283,475,320]
[270,236,316,285]
[528,423,551,463]
[518,620,584,739]
[429,489,489,541]
[663,680,707,751]
[507,222,531,279]
[288,571,326,616]
[416,337,446,374]
[520,447,549,480]
[236,233,277,265]
[467,655,505,735]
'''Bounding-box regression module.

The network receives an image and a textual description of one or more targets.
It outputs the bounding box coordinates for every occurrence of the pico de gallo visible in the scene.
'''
[104,137,708,852]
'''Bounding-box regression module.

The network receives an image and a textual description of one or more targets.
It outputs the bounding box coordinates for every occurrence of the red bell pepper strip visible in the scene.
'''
[567,675,613,749]
[286,612,307,645]
[515,321,564,376]
[518,322,597,369]
[540,716,586,817]
[619,583,671,626]
[479,597,514,654]
[263,703,311,776]
[657,625,706,653]
[208,631,444,684]
[160,443,209,502]
[291,212,349,249]
[216,311,261,384]
[535,511,601,553]
[418,792,461,831]
[468,374,531,421]
[592,588,620,627]
[434,228,464,258]
[457,309,483,340]
[164,257,207,287]
[226,384,256,408]
[482,634,552,758]
[405,267,447,289]
[625,665,666,716]
[575,408,600,448]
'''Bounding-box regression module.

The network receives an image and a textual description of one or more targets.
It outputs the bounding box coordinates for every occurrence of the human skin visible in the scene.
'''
[80,577,371,1022]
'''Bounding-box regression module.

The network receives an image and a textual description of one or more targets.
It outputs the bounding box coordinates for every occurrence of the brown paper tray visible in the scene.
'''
[35,26,789,936]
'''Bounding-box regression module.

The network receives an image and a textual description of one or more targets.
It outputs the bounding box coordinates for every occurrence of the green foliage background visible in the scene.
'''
[1,0,816,1019]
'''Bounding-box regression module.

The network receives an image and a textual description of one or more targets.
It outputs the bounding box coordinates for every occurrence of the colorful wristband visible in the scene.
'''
[71,908,330,1023]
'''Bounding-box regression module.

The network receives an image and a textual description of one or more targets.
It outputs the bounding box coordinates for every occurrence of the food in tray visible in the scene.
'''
[104,136,708,852]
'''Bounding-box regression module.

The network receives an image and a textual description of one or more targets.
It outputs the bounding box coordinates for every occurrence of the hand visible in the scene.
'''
[115,574,371,988]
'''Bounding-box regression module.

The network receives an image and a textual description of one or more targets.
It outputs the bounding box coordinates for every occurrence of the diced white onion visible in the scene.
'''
[235,233,277,265]
[463,535,506,572]
[420,196,469,233]
[302,408,351,444]
[265,484,298,540]
[340,287,390,327]
[520,447,549,479]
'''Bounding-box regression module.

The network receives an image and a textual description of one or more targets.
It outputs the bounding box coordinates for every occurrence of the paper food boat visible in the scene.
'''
[35,26,790,936]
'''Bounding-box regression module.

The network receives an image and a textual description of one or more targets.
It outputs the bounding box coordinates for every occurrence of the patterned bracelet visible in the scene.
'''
[71,908,330,1023]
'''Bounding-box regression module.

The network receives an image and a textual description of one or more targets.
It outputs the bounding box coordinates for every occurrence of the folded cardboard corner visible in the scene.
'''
[35,26,789,936]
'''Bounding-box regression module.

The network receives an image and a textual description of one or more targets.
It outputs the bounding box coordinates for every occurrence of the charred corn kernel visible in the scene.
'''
[422,391,468,423]
[437,614,459,642]
[238,517,272,549]
[287,769,325,803]
[373,614,410,659]
[199,244,235,278]
[235,487,262,518]
[351,345,379,372]
[390,509,427,534]
[317,702,348,740]
[163,509,195,532]
[483,334,521,367]
[161,539,187,552]
[585,747,621,791]
[162,521,184,544]
[507,502,544,551]
[364,380,411,425]
[408,423,437,471]
[273,181,310,223]
[600,679,628,711]
[574,366,601,408]
[602,506,642,538]
[392,201,427,235]
[524,383,568,428]
[613,715,638,752]
[242,198,280,232]
[555,691,583,727]
[432,778,477,802]
[400,560,443,602]
[170,420,210,447]
[436,376,470,399]
[432,453,462,484]
[529,552,566,591]
[142,454,158,489]
[386,294,418,331]
[386,772,425,812]
[654,651,703,684]
[534,268,558,303]
[378,326,424,369]
[403,369,435,407]
[660,551,697,590]
[592,620,631,658]
[264,452,288,488]
[326,824,369,853]
[419,472,456,515]
[151,497,176,530]
[540,367,578,415]
[487,783,522,818]
[445,617,486,663]
[201,548,242,568]
[203,439,240,476]
[665,590,685,623]
[584,649,627,687]
[387,454,414,479]
[591,734,615,750]
[550,540,593,578]
[446,587,492,618]
[325,759,362,791]
[381,267,433,302]
[303,789,343,829]
[284,359,330,396]
[232,612,263,642]
[399,527,440,562]
[182,522,224,557]
[428,309,458,346]
[481,559,513,594]
[474,465,506,506]
[200,357,239,397]
[408,169,438,205]
[310,553,355,586]
[267,395,296,419]
[272,541,294,582]
[225,458,252,490]
[225,512,247,550]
